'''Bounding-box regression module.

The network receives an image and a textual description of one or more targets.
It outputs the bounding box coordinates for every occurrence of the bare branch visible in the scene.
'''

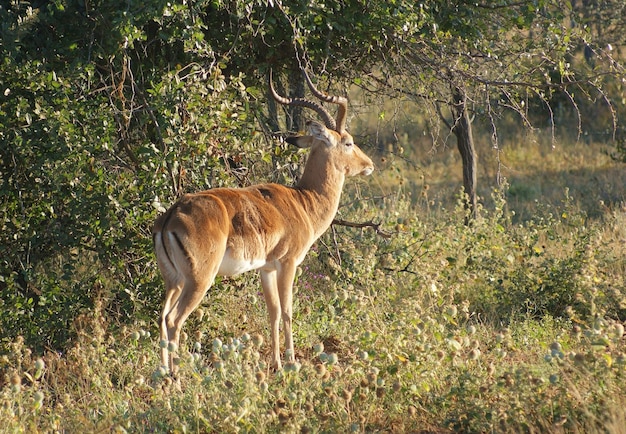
[435,102,453,131]
[332,218,393,239]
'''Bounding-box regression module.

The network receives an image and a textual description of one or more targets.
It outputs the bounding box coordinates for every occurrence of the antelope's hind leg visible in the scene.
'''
[162,271,217,374]
[160,281,183,371]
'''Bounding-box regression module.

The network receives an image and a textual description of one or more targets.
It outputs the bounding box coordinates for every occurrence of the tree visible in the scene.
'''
[222,0,625,219]
[0,0,263,349]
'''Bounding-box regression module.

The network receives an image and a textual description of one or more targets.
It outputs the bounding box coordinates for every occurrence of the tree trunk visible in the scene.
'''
[287,67,305,132]
[267,67,305,133]
[267,85,280,133]
[451,87,478,222]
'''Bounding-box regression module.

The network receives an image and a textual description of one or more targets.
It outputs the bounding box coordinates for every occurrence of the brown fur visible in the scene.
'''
[154,120,373,373]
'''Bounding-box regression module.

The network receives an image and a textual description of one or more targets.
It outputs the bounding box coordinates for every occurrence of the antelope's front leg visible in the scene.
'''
[260,269,282,369]
[276,261,297,363]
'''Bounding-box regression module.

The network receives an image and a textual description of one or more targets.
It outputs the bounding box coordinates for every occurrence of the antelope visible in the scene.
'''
[153,69,374,374]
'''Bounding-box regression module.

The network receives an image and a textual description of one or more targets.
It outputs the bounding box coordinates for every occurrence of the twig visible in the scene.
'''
[331,218,392,239]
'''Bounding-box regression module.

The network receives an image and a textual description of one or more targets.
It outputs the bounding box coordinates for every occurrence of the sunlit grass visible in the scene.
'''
[371,126,625,222]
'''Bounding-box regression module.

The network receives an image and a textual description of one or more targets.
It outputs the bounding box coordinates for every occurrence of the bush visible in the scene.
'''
[0,1,271,351]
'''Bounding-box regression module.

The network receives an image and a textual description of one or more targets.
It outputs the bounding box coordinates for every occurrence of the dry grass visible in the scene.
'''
[370,126,626,222]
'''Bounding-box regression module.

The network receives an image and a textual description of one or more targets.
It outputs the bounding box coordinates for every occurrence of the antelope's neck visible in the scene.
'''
[295,158,345,237]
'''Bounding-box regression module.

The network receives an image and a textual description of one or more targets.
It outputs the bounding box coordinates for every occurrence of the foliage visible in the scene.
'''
[0,0,270,350]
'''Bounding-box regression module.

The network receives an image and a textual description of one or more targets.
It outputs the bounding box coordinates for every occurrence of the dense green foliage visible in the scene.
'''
[0,0,270,348]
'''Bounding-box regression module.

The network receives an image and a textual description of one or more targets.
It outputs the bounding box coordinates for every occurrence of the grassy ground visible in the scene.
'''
[380,128,626,221]
[1,132,625,433]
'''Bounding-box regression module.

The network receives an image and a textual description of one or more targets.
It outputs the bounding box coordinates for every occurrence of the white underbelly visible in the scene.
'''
[218,249,266,276]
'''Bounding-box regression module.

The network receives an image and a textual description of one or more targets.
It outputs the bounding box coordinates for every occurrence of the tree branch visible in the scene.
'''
[331,218,392,238]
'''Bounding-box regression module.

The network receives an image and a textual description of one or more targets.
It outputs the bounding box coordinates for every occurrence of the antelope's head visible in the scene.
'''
[270,69,374,179]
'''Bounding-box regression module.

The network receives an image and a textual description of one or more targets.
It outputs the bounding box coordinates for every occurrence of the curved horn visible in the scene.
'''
[302,69,348,133]
[269,70,336,130]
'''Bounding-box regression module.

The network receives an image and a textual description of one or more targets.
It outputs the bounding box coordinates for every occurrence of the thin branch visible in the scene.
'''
[133,65,182,197]
[330,224,341,266]
[475,1,531,9]
[382,244,430,275]
[435,102,453,131]
[368,74,449,105]
[331,218,393,239]
[456,69,619,91]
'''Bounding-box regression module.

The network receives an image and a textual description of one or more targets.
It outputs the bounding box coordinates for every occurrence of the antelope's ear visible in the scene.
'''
[285,120,334,149]
[285,135,313,149]
[306,120,334,147]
